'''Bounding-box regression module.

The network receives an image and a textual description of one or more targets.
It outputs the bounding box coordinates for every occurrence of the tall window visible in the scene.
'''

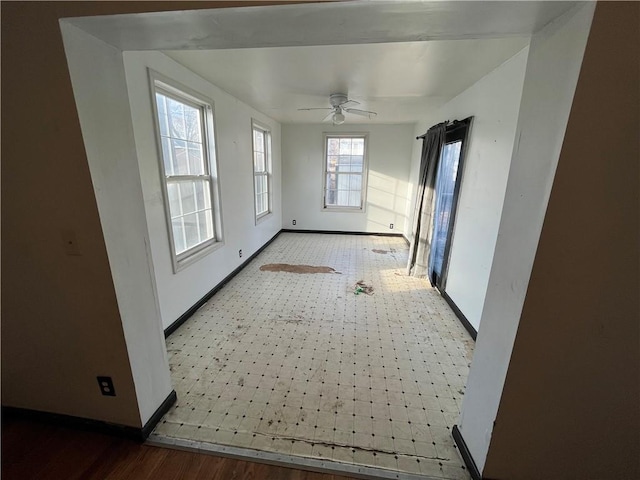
[152,77,221,270]
[252,122,272,220]
[323,134,367,210]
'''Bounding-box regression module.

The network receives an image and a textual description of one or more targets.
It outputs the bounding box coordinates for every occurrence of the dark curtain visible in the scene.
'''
[407,122,448,280]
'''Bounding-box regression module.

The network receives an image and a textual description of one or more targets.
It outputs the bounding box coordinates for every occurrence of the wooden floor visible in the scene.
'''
[1,418,357,480]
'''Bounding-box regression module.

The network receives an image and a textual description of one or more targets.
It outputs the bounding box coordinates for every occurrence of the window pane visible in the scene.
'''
[261,193,269,214]
[172,218,186,254]
[254,152,265,172]
[339,138,351,154]
[349,174,362,191]
[350,156,364,172]
[194,179,211,210]
[352,138,364,155]
[327,155,338,172]
[325,189,337,206]
[337,190,349,205]
[256,194,265,216]
[167,182,181,217]
[336,174,351,191]
[326,173,337,191]
[172,139,188,175]
[161,137,173,175]
[156,94,169,137]
[198,210,214,241]
[328,138,340,155]
[180,181,197,215]
[204,181,212,209]
[184,107,201,143]
[167,97,186,139]
[338,155,351,166]
[266,134,271,168]
[187,142,204,175]
[255,174,267,195]
[183,213,199,250]
[348,191,361,207]
[254,129,264,153]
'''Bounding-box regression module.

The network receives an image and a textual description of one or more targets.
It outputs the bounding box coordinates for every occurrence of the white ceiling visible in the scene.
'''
[65,1,579,124]
[164,38,529,124]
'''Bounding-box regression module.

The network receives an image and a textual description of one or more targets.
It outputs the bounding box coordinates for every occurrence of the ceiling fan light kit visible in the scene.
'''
[298,93,377,125]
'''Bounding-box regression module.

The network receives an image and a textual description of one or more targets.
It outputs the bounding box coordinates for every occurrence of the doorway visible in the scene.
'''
[429,118,471,290]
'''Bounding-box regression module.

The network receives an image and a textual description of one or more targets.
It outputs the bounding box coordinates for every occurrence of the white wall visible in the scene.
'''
[123,52,282,330]
[60,23,173,426]
[406,47,529,330]
[282,124,413,234]
[458,3,595,473]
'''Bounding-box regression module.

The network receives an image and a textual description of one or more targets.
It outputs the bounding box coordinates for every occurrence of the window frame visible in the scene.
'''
[321,132,369,212]
[149,70,224,273]
[251,120,273,223]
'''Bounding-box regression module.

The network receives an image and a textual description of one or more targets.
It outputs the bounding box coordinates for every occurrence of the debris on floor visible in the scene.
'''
[260,263,340,274]
[354,280,374,295]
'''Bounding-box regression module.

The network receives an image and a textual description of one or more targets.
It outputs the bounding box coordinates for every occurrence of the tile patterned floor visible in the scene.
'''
[152,233,474,479]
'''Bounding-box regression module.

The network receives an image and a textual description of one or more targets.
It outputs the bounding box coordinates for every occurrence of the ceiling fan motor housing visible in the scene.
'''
[329,93,349,108]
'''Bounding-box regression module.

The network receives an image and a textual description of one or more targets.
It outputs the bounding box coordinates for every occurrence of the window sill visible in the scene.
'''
[173,240,224,273]
[322,207,365,213]
[255,211,273,226]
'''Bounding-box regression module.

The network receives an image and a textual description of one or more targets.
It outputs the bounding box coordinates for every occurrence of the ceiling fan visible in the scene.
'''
[298,93,377,125]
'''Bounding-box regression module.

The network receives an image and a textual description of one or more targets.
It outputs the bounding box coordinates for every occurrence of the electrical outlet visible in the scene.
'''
[239,249,243,258]
[389,223,394,230]
[97,376,116,396]
[292,220,297,226]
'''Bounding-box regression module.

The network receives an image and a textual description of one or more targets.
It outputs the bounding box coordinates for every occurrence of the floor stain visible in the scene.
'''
[237,377,244,387]
[371,249,388,254]
[260,263,340,274]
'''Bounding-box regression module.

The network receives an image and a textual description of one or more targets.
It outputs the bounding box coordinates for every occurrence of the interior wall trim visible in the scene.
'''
[164,230,282,338]
[2,390,177,441]
[441,290,477,340]
[281,229,405,238]
[452,425,482,480]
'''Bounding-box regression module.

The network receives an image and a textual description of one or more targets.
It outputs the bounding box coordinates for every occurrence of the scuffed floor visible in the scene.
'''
[151,233,473,479]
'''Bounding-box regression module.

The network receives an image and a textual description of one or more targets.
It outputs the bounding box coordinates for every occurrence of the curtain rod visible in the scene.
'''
[416,117,471,140]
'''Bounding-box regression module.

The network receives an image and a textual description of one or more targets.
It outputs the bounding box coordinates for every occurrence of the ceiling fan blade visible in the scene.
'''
[322,111,335,122]
[341,99,360,108]
[345,108,377,118]
[298,107,333,111]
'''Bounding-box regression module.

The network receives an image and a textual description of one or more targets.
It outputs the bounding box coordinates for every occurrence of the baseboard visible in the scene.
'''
[141,390,177,439]
[441,291,477,341]
[452,425,481,480]
[164,230,282,338]
[281,229,404,238]
[2,389,176,441]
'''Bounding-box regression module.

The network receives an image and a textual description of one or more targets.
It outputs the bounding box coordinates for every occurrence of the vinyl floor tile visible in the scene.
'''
[153,233,474,479]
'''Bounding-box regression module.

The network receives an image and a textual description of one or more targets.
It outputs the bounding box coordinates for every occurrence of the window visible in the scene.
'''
[252,121,272,220]
[323,134,367,210]
[152,75,222,270]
